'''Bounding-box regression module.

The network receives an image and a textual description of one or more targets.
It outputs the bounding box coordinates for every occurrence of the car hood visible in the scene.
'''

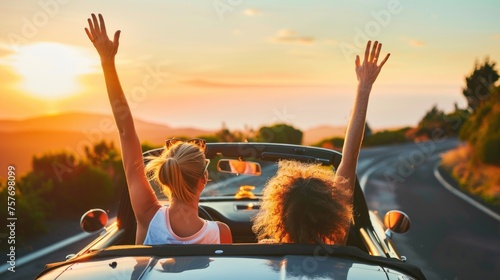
[38,255,416,280]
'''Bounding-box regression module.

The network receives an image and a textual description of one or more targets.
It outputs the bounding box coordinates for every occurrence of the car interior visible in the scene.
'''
[107,143,374,255]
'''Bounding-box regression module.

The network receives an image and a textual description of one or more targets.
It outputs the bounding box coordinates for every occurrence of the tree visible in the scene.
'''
[84,140,126,205]
[31,152,115,217]
[0,141,126,241]
[414,105,446,139]
[462,58,499,112]
[141,141,158,152]
[84,140,119,167]
[362,127,411,147]
[256,123,303,144]
[460,85,500,165]
[216,122,242,142]
[413,104,470,139]
[315,137,345,151]
[196,134,219,143]
[443,103,470,134]
[84,141,121,184]
[0,175,51,245]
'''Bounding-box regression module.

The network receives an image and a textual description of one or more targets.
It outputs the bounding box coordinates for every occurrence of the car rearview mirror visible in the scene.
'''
[217,159,262,176]
[80,209,108,233]
[384,210,411,234]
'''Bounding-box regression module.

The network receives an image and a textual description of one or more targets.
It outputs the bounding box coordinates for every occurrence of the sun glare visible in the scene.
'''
[9,42,97,99]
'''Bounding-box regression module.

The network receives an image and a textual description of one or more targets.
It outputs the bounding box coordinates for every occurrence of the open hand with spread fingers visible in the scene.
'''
[355,41,390,87]
[85,13,120,63]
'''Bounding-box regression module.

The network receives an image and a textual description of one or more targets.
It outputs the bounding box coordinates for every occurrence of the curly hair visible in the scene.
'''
[252,160,353,244]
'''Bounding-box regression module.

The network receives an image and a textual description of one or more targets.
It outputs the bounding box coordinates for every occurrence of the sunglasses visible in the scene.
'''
[204,159,211,173]
[165,138,207,152]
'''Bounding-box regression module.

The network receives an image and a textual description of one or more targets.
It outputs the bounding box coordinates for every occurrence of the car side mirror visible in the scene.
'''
[217,159,262,176]
[80,209,108,233]
[384,210,411,236]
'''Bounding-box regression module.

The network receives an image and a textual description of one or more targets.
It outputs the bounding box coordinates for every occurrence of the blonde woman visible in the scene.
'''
[253,41,390,244]
[85,14,232,245]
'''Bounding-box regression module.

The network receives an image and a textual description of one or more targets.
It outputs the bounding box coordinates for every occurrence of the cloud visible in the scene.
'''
[183,78,259,88]
[409,40,425,47]
[270,29,315,45]
[244,8,262,16]
[182,78,316,88]
[401,37,425,48]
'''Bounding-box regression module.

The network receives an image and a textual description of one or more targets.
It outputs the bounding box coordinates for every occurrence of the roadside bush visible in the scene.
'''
[32,152,114,217]
[314,127,412,150]
[362,127,411,147]
[52,164,113,216]
[196,134,219,143]
[460,87,500,166]
[0,142,125,241]
[441,146,500,206]
[459,102,493,145]
[256,124,303,144]
[477,134,500,165]
[314,137,345,151]
[0,176,51,247]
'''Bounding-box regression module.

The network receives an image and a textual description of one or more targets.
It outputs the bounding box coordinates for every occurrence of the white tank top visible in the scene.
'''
[143,206,220,245]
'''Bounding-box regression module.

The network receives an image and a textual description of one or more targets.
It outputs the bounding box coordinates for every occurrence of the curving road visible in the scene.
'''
[358,138,500,280]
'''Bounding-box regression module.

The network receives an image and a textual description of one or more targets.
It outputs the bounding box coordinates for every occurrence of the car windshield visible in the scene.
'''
[149,157,278,200]
[201,157,277,197]
[149,154,337,200]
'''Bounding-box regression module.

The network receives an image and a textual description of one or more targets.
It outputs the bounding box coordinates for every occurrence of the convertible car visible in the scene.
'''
[37,142,425,279]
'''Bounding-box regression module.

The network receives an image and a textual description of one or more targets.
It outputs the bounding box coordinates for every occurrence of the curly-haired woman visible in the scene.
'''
[252,41,390,244]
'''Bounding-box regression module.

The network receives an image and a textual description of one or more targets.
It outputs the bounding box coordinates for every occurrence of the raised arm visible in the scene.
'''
[336,41,390,190]
[85,14,160,234]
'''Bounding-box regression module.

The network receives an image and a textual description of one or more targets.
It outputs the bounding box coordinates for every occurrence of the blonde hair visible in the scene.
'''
[145,143,206,203]
[252,160,353,244]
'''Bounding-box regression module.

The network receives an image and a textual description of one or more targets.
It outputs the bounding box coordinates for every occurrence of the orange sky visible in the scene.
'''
[0,0,499,130]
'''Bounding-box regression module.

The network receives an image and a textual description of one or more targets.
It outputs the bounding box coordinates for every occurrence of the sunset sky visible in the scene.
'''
[0,0,499,130]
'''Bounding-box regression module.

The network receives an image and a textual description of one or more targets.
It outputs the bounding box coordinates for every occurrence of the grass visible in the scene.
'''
[440,144,500,206]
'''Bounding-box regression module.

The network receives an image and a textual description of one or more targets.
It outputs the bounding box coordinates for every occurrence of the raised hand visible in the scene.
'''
[335,40,390,193]
[355,41,390,86]
[83,13,164,244]
[85,13,120,63]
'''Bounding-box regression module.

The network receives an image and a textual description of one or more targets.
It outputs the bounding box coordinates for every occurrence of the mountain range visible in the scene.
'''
[0,112,344,175]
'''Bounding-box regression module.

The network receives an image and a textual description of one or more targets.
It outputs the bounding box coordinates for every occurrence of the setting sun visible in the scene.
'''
[9,42,97,99]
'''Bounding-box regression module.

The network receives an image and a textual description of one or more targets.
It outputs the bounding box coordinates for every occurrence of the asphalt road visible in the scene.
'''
[4,138,499,279]
[358,138,500,280]
[1,219,101,280]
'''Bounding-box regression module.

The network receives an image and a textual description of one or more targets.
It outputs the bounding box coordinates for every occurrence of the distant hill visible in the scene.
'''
[0,112,213,175]
[0,112,355,175]
[0,112,172,133]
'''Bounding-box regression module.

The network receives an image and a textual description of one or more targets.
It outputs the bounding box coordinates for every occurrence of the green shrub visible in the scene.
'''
[314,137,345,150]
[477,134,500,166]
[256,124,303,144]
[362,127,411,147]
[0,177,51,248]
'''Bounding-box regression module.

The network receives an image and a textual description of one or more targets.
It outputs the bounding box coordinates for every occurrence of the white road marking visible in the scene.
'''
[0,231,93,275]
[358,157,396,192]
[0,217,116,275]
[433,162,500,223]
